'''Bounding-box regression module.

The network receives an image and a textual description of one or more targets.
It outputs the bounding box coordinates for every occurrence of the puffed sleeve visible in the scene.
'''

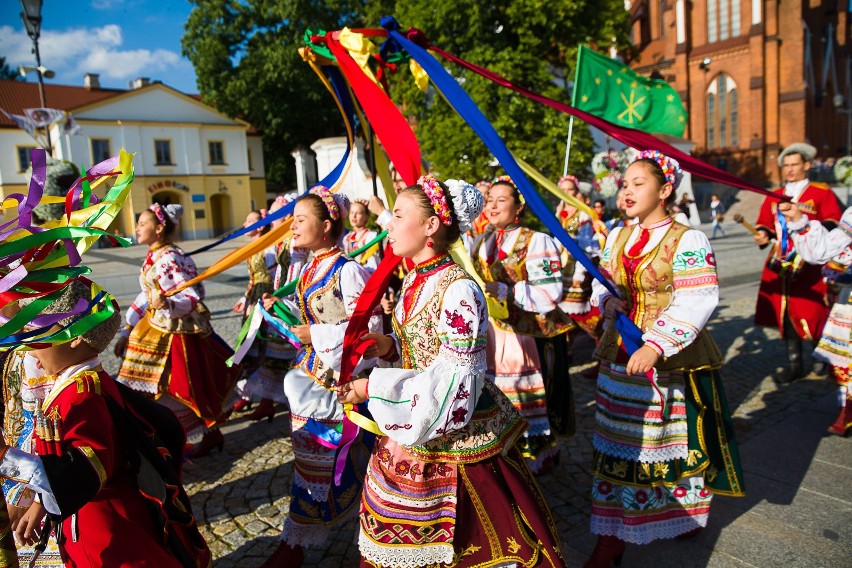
[590,226,623,308]
[512,232,564,313]
[125,290,148,328]
[376,208,392,229]
[641,229,719,357]
[155,250,202,318]
[311,261,381,373]
[789,208,852,264]
[366,279,487,446]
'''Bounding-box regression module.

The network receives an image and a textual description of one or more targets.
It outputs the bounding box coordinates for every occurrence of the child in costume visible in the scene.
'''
[114,203,239,458]
[340,175,566,568]
[780,202,852,436]
[258,186,379,568]
[586,151,745,567]
[343,199,381,273]
[0,280,210,567]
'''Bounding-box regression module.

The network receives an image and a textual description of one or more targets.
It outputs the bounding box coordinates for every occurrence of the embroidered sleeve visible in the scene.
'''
[155,250,202,318]
[311,261,381,374]
[590,227,622,308]
[0,448,59,515]
[367,279,487,446]
[642,229,719,358]
[125,290,148,327]
[790,208,852,264]
[512,232,564,313]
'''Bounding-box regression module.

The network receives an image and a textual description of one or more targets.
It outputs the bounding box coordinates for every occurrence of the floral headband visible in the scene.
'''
[149,203,167,225]
[558,174,580,188]
[634,149,683,189]
[418,174,453,226]
[310,185,341,221]
[491,175,526,204]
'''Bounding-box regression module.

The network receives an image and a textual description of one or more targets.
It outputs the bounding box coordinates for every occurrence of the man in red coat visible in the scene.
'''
[753,143,843,381]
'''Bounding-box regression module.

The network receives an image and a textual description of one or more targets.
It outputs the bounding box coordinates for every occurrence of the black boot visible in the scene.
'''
[779,335,804,383]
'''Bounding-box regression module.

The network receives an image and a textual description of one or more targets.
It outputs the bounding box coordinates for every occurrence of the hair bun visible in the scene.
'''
[444,179,484,233]
[164,203,183,222]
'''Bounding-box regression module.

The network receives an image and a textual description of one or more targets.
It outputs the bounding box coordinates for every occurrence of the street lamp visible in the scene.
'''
[20,0,52,156]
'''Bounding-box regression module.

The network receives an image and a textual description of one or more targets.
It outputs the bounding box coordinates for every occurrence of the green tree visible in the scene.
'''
[0,56,22,80]
[362,1,632,183]
[182,0,367,186]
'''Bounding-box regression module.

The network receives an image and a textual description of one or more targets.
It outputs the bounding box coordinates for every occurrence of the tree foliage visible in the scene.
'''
[182,0,631,187]
[0,56,22,80]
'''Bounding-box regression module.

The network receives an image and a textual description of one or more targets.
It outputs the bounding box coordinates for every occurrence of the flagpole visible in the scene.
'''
[562,116,574,176]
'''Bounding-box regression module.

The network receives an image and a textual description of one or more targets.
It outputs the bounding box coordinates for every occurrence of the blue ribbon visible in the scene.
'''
[258,303,302,347]
[188,66,357,256]
[387,25,645,353]
[303,418,343,447]
[776,208,789,257]
[0,290,108,347]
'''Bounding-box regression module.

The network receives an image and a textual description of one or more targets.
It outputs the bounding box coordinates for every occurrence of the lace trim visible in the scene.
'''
[115,378,159,395]
[597,370,685,403]
[593,434,688,463]
[359,532,454,568]
[591,512,709,545]
[292,474,332,503]
[559,300,591,315]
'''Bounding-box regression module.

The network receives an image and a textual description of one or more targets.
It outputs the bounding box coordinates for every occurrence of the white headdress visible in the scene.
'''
[444,179,484,233]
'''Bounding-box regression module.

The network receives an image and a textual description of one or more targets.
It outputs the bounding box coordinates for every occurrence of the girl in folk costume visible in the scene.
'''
[474,176,575,474]
[259,186,379,568]
[586,151,744,567]
[114,203,240,458]
[239,196,300,420]
[340,176,566,568]
[343,199,381,274]
[780,202,852,436]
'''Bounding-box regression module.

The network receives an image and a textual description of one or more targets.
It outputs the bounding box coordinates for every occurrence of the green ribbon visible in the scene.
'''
[347,230,387,258]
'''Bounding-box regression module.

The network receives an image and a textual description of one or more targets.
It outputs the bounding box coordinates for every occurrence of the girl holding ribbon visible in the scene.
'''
[473,175,575,474]
[586,151,744,566]
[258,187,379,568]
[339,175,566,568]
[343,199,382,274]
[114,203,239,458]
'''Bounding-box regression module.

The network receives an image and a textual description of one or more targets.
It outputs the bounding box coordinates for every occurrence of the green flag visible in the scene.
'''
[572,44,687,137]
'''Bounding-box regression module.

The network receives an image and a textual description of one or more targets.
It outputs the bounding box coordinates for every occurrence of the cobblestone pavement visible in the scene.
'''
[97,273,843,568]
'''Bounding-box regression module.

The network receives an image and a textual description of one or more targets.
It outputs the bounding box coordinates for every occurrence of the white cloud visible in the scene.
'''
[91,0,126,10]
[0,23,184,83]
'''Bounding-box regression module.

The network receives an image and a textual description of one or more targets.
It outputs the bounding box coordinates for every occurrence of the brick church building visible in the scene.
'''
[628,0,851,185]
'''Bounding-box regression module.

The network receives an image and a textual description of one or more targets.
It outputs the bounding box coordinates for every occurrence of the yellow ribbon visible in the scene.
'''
[448,238,509,320]
[344,403,384,436]
[339,28,379,84]
[410,58,429,92]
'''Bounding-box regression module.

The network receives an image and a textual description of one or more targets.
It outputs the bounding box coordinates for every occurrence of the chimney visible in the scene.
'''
[84,73,100,90]
[129,77,150,90]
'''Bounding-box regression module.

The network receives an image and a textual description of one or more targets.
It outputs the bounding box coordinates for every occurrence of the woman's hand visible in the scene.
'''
[367,196,386,216]
[380,292,396,315]
[602,296,627,319]
[336,378,368,405]
[151,293,168,310]
[6,504,26,531]
[232,297,246,313]
[626,345,660,375]
[777,201,802,222]
[292,324,312,345]
[15,501,45,546]
[113,335,129,358]
[360,333,393,359]
[261,293,280,311]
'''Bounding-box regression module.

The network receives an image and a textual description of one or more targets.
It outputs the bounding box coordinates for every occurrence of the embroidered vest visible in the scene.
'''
[477,227,573,338]
[595,223,724,371]
[294,252,350,386]
[392,264,527,463]
[247,250,273,287]
[143,245,211,334]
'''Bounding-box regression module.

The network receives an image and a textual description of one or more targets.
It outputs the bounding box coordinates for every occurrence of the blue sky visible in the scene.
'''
[1,0,199,93]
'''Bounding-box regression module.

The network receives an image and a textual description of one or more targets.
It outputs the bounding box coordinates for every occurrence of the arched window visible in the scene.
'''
[707,0,741,43]
[706,73,739,149]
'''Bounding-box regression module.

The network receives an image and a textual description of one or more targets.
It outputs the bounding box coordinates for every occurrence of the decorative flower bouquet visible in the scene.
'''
[591,150,629,197]
[834,156,852,187]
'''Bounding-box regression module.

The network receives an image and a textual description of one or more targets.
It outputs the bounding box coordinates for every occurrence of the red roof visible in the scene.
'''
[0,80,130,128]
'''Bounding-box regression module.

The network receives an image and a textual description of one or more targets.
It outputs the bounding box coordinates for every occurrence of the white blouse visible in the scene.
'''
[788,208,852,265]
[125,247,202,327]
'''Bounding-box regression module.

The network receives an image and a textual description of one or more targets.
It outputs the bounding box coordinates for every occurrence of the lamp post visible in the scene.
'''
[20,0,52,156]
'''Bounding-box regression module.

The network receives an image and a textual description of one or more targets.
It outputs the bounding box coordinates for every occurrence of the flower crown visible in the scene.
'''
[558,174,580,188]
[418,174,453,226]
[310,185,341,221]
[150,203,166,225]
[491,175,525,204]
[634,150,683,189]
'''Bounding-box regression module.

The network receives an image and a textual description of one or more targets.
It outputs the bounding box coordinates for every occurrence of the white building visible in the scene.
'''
[0,76,267,239]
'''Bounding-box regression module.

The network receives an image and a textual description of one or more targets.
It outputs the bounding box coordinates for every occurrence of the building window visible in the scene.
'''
[91,138,111,163]
[154,140,173,165]
[659,0,666,37]
[247,148,253,171]
[707,0,740,43]
[17,146,37,172]
[208,141,225,165]
[706,73,738,149]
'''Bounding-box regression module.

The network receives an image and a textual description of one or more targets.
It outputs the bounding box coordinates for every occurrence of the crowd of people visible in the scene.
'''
[0,141,849,568]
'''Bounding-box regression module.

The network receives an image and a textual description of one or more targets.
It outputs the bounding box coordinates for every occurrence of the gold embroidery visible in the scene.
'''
[604,460,628,478]
[653,462,670,478]
[637,462,651,481]
[705,464,719,483]
[77,445,107,488]
[686,449,703,467]
[506,537,521,554]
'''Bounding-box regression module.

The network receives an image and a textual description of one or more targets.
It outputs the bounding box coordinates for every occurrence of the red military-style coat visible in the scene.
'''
[35,367,189,568]
[753,182,843,340]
